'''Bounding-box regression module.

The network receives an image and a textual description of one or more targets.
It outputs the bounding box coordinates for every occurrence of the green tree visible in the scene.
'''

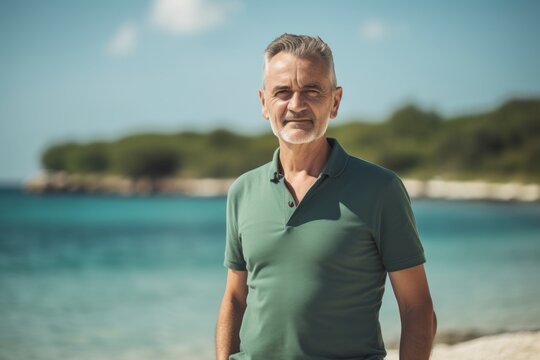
[41,142,79,171]
[65,142,109,173]
[111,141,180,178]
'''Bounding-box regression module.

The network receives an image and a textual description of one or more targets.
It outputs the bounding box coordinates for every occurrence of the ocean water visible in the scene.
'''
[1,188,539,359]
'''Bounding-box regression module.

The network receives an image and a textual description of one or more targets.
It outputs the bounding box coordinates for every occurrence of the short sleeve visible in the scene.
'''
[223,184,247,271]
[375,176,426,272]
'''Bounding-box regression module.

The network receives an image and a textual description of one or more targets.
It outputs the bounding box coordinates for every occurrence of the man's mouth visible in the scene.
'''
[283,118,312,123]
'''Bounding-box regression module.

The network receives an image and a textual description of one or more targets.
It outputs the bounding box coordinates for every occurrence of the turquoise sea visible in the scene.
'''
[1,188,539,359]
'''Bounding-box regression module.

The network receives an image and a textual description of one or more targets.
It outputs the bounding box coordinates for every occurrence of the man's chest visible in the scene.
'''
[236,187,383,274]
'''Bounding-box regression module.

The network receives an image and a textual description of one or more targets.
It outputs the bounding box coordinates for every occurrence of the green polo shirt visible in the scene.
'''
[224,137,425,360]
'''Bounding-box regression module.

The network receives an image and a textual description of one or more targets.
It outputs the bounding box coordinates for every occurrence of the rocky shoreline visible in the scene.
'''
[23,171,540,201]
[402,178,539,202]
[23,171,235,197]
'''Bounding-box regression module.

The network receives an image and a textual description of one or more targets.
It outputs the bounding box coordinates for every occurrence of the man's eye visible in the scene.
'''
[275,91,291,98]
[305,90,319,97]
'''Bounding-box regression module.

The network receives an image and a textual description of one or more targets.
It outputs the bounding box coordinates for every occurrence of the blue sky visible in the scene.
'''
[1,0,539,182]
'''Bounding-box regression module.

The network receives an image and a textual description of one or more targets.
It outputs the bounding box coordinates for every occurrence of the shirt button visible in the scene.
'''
[288,200,295,207]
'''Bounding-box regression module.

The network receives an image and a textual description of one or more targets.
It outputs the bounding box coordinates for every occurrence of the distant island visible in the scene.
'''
[25,98,540,200]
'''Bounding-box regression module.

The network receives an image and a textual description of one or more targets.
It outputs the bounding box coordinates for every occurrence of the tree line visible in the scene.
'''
[41,98,540,182]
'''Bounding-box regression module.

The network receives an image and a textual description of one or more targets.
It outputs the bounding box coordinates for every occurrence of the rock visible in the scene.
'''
[23,172,540,201]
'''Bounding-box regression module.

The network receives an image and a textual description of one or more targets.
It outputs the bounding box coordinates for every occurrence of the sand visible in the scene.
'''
[385,331,540,360]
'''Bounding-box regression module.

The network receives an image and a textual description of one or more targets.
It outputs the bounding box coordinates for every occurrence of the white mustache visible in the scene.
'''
[282,111,313,123]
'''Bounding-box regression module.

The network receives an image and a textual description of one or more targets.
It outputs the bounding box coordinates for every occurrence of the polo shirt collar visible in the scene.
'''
[268,137,349,182]
[322,138,349,177]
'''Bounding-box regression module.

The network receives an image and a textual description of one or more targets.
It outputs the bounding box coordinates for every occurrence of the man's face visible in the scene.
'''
[259,52,343,145]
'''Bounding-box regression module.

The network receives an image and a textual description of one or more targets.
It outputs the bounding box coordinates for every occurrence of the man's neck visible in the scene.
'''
[278,137,330,178]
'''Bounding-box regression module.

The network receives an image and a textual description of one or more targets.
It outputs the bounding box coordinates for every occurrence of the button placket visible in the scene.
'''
[278,178,294,225]
[284,174,326,226]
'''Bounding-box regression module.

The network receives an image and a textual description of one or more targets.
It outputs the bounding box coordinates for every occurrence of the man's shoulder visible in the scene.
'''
[227,161,272,198]
[343,153,399,186]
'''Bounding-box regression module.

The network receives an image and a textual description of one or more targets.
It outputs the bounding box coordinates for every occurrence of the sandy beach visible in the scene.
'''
[386,331,540,360]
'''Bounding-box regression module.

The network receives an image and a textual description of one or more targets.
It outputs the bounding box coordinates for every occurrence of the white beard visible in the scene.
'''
[270,120,328,145]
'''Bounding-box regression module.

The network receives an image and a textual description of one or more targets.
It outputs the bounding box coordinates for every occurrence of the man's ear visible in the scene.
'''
[259,89,269,119]
[330,87,343,119]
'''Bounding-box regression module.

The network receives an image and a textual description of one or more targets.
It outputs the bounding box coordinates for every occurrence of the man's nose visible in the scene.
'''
[287,92,307,112]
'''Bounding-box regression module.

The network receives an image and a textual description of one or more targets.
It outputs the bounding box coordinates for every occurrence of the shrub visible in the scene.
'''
[41,142,79,172]
[111,141,180,178]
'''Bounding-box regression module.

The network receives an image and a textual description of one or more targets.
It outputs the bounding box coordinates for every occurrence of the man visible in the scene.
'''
[216,33,436,360]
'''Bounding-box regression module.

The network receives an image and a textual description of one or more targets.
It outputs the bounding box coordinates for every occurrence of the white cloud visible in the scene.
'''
[106,23,138,56]
[149,0,239,35]
[359,20,389,42]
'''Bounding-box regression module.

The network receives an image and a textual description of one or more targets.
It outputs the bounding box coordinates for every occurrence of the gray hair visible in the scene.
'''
[263,33,337,87]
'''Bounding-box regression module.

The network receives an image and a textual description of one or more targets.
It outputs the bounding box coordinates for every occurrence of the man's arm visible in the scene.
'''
[215,269,248,360]
[389,264,437,360]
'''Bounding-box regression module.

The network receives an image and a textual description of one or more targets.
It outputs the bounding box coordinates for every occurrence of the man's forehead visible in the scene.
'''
[264,52,332,87]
